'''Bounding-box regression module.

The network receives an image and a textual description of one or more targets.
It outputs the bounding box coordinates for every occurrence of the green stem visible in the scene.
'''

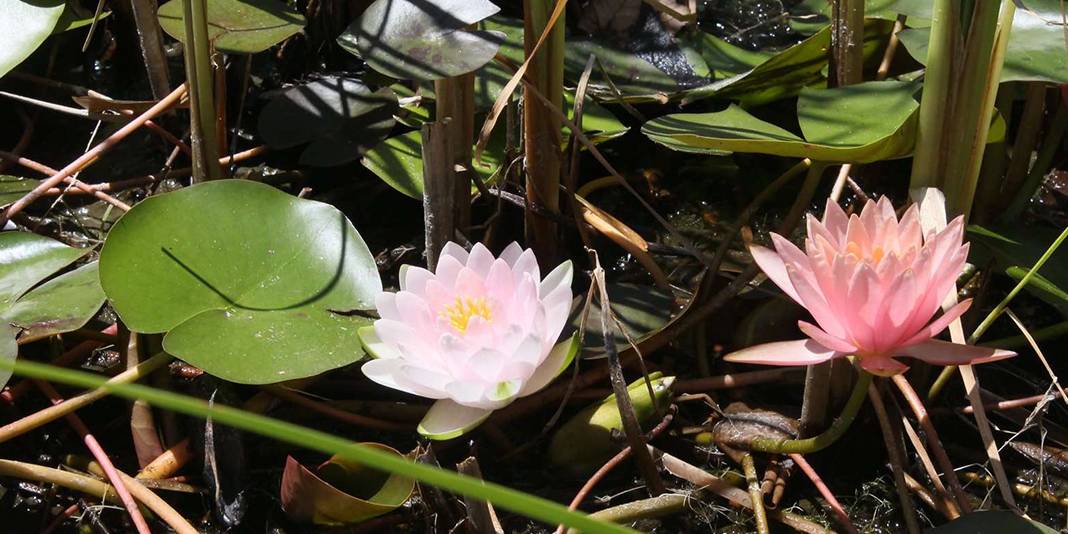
[928,224,1068,399]
[909,0,960,190]
[0,358,636,534]
[746,369,873,454]
[181,0,221,181]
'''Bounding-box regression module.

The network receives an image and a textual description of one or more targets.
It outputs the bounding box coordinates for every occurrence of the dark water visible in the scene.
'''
[701,0,805,50]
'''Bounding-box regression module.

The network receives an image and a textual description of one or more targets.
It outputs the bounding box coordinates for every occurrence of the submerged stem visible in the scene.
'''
[745,369,873,454]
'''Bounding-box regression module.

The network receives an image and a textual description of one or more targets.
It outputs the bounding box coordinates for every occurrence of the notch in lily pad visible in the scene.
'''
[99,180,383,384]
[338,0,505,81]
[258,76,398,167]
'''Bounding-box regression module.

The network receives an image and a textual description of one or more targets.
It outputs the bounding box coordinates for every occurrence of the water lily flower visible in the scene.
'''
[358,242,576,439]
[725,197,1015,376]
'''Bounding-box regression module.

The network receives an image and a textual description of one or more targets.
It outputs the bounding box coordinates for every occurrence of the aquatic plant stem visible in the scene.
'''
[891,374,971,512]
[0,84,187,225]
[0,352,172,443]
[742,454,770,534]
[909,0,959,191]
[743,369,872,454]
[1,359,637,534]
[867,383,923,534]
[523,0,565,264]
[34,380,152,534]
[929,224,1068,399]
[181,0,221,181]
[789,453,858,534]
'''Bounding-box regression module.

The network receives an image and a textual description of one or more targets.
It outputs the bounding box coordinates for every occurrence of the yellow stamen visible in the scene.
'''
[440,296,492,333]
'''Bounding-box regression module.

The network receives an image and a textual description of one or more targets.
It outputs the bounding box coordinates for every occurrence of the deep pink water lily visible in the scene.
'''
[358,242,575,439]
[725,197,1014,376]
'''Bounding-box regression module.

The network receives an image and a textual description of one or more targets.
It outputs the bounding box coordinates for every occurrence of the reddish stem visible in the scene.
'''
[35,380,152,534]
[789,453,858,534]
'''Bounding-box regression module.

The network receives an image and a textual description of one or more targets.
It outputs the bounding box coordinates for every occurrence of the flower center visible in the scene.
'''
[845,242,886,264]
[440,296,492,333]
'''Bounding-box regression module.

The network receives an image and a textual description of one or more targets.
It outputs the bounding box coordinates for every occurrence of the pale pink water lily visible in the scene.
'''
[358,242,575,439]
[725,197,1015,376]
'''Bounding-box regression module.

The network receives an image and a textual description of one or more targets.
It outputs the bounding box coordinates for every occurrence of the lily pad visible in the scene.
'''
[338,0,504,81]
[98,180,382,384]
[1,175,39,207]
[0,0,65,78]
[157,0,305,54]
[281,445,414,526]
[788,0,932,34]
[644,80,919,163]
[682,19,893,105]
[362,94,626,199]
[926,510,1058,534]
[0,232,98,388]
[5,262,106,343]
[567,283,678,359]
[898,1,1068,85]
[258,76,397,167]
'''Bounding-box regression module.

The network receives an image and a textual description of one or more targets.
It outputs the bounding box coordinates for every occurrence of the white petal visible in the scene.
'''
[401,265,434,295]
[358,325,403,360]
[539,260,573,298]
[444,381,512,410]
[440,242,469,264]
[519,335,578,396]
[467,242,495,276]
[499,242,524,266]
[362,359,448,399]
[375,292,399,320]
[417,399,493,440]
[511,249,540,287]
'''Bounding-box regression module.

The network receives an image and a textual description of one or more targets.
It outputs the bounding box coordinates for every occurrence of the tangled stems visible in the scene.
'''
[744,369,873,454]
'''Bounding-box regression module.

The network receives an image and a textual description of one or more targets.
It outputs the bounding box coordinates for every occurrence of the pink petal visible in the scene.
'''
[899,299,972,347]
[822,198,849,243]
[897,204,923,252]
[786,262,849,339]
[898,339,1016,366]
[857,355,910,376]
[798,321,857,353]
[750,244,802,304]
[520,336,577,396]
[485,258,515,304]
[434,254,465,288]
[723,339,840,366]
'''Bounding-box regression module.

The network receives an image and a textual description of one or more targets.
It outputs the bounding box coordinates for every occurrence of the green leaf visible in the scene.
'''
[1,175,39,208]
[281,445,414,526]
[788,0,932,34]
[157,0,305,54]
[258,76,397,167]
[98,180,383,384]
[362,94,625,199]
[969,224,1068,316]
[0,232,86,308]
[1,358,639,534]
[0,0,64,77]
[338,0,504,81]
[5,262,105,343]
[682,19,893,105]
[644,81,919,163]
[568,284,677,359]
[53,3,111,33]
[549,373,675,472]
[0,324,16,391]
[899,2,1068,85]
[925,510,1058,534]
